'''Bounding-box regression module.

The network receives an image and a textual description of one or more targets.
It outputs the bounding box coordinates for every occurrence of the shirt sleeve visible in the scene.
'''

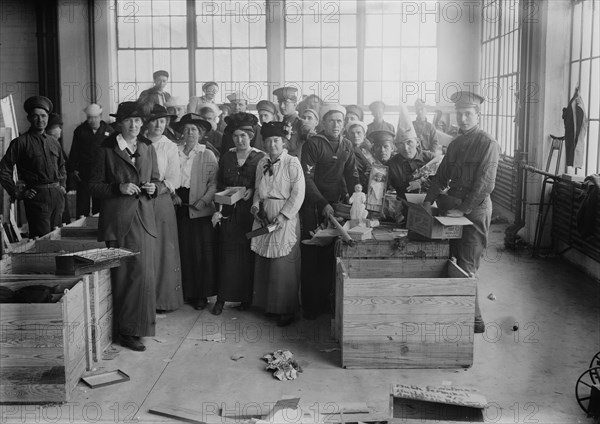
[200,151,219,205]
[301,139,329,210]
[424,149,450,204]
[280,157,306,219]
[343,148,360,193]
[457,140,500,214]
[0,138,20,197]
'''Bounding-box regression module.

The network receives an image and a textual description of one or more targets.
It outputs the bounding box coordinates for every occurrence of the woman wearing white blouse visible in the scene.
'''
[145,105,184,312]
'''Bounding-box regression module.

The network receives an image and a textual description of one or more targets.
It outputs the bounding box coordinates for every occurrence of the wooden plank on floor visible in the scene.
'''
[149,404,207,423]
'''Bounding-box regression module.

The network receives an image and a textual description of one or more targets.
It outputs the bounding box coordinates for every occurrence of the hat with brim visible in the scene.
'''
[227,92,247,103]
[47,113,63,128]
[147,104,176,122]
[225,112,258,132]
[257,100,277,115]
[202,81,218,91]
[369,101,386,111]
[345,105,364,121]
[273,87,298,103]
[319,103,346,121]
[110,101,146,122]
[24,96,53,114]
[174,113,212,134]
[301,108,320,122]
[153,70,169,80]
[450,91,485,108]
[261,121,288,139]
[345,121,367,134]
[369,130,396,145]
[197,102,222,117]
[395,103,418,143]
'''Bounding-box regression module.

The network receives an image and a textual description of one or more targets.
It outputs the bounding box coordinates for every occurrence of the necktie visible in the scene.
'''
[263,158,280,176]
[125,147,139,164]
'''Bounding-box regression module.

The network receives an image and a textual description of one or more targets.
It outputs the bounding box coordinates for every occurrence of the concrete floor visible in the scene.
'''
[2,223,599,423]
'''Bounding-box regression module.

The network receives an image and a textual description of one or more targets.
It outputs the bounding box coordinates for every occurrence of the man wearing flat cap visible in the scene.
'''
[367,101,395,138]
[227,92,248,114]
[188,81,220,114]
[0,96,67,238]
[413,99,439,153]
[253,100,279,152]
[138,70,171,114]
[300,103,360,320]
[423,90,500,334]
[197,103,223,155]
[68,103,114,217]
[273,87,304,158]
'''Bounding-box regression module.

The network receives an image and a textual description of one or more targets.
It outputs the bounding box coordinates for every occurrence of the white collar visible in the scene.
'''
[117,134,137,151]
[179,142,205,154]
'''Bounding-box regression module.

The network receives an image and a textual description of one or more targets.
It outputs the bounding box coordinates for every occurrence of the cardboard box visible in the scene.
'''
[407,203,472,240]
[215,187,246,205]
[346,226,373,241]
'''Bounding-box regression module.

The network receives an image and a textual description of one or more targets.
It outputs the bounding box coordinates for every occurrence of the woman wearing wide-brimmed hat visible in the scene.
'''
[171,113,219,310]
[88,101,162,352]
[145,104,184,312]
[211,113,265,316]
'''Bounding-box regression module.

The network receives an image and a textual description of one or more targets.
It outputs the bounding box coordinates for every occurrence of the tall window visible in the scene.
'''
[569,0,599,174]
[195,0,268,103]
[480,0,520,157]
[284,1,358,104]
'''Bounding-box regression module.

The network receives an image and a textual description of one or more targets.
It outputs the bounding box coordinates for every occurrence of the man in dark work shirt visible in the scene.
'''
[0,96,66,237]
[300,103,359,319]
[423,90,500,334]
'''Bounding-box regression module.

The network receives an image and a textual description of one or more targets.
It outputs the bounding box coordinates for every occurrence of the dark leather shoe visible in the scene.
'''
[212,301,224,315]
[277,314,294,327]
[236,301,251,311]
[120,335,146,351]
[474,316,485,334]
[194,298,208,310]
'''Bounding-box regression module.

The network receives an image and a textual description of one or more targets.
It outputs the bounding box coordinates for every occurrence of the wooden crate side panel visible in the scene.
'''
[337,240,450,259]
[62,282,88,379]
[33,239,105,253]
[343,313,475,337]
[447,259,471,278]
[0,277,82,291]
[342,336,473,369]
[342,296,475,316]
[8,253,57,274]
[98,306,113,354]
[333,259,345,343]
[343,276,476,297]
[345,258,448,279]
[0,382,67,404]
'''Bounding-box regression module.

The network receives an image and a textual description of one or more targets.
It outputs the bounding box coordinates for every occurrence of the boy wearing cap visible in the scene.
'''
[188,82,219,114]
[138,70,171,112]
[68,104,114,217]
[253,100,278,152]
[423,91,500,334]
[413,99,439,153]
[198,103,223,154]
[0,96,67,238]
[300,104,360,319]
[273,87,304,158]
[367,101,396,138]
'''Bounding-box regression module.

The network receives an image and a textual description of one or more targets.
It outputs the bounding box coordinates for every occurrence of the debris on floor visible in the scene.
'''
[319,347,340,353]
[101,346,120,360]
[230,354,244,361]
[262,350,303,380]
[487,293,496,301]
[149,404,206,423]
[199,333,226,342]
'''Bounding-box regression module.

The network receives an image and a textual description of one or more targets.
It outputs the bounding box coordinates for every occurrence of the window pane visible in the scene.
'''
[382,14,401,47]
[321,20,340,47]
[152,0,170,16]
[197,16,213,47]
[322,49,339,81]
[364,48,382,81]
[171,17,187,47]
[249,49,267,81]
[419,48,437,81]
[249,15,266,47]
[118,50,136,81]
[571,2,582,62]
[381,82,400,105]
[196,50,214,81]
[339,82,357,104]
[339,14,356,47]
[118,21,135,48]
[400,48,419,81]
[135,50,153,81]
[286,19,303,47]
[171,50,189,82]
[152,49,171,73]
[587,121,599,172]
[339,48,357,81]
[363,82,382,105]
[152,17,171,47]
[420,19,436,47]
[365,1,384,14]
[339,0,356,14]
[590,59,599,119]
[303,15,321,46]
[214,49,232,80]
[134,17,153,48]
[303,49,321,81]
[594,3,600,57]
[381,49,401,81]
[213,17,231,47]
[232,49,250,81]
[285,50,303,81]
[365,15,382,46]
[137,1,152,16]
[570,61,580,92]
[170,82,188,100]
[322,82,340,103]
[118,83,143,102]
[582,0,594,56]
[400,14,419,46]
[231,18,249,48]
[170,0,186,15]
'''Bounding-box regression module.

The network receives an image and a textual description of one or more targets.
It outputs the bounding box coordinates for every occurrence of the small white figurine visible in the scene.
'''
[349,184,368,220]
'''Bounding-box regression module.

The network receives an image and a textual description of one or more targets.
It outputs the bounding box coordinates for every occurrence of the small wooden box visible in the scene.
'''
[0,277,89,403]
[215,187,245,205]
[336,257,475,369]
[407,203,472,240]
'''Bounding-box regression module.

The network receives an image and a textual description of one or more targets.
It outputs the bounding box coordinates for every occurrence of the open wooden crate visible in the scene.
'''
[0,277,89,403]
[336,257,476,369]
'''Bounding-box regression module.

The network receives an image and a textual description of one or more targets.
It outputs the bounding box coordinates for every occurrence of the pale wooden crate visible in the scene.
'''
[337,258,476,369]
[87,268,113,362]
[0,277,89,403]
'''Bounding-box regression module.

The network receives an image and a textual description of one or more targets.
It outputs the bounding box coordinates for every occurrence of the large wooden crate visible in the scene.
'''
[88,269,113,362]
[336,257,476,369]
[0,277,89,403]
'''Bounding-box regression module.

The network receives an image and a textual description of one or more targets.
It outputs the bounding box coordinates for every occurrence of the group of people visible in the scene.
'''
[0,69,499,352]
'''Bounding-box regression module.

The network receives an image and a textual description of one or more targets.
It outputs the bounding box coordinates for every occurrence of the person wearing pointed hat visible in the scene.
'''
[367,100,396,138]
[423,90,500,334]
[138,70,171,114]
[250,121,305,326]
[171,113,219,311]
[67,103,114,217]
[212,113,266,316]
[299,103,360,320]
[413,99,440,153]
[188,81,220,114]
[144,104,183,312]
[197,103,223,154]
[88,101,163,352]
[0,96,67,238]
[227,92,248,114]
